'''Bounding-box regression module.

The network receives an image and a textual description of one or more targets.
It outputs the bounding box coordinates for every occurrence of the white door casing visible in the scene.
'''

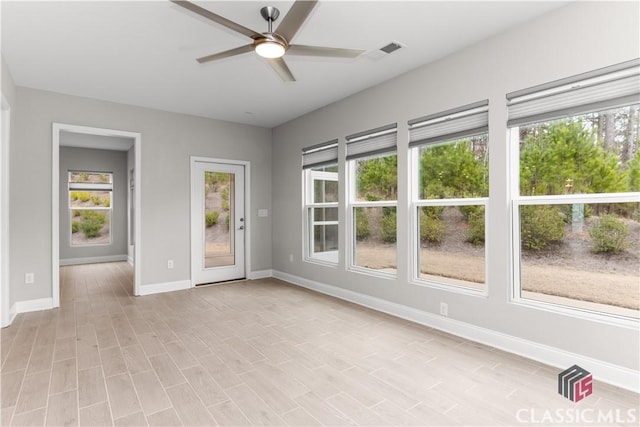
[191,158,246,285]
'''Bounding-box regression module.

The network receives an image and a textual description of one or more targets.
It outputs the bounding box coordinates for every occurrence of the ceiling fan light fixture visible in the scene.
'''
[255,39,286,58]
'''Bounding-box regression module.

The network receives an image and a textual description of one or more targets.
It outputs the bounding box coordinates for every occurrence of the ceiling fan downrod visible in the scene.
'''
[260,6,280,33]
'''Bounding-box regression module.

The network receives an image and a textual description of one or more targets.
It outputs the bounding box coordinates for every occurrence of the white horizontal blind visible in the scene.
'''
[302,139,338,169]
[408,100,489,148]
[68,182,113,191]
[507,59,640,127]
[346,123,397,160]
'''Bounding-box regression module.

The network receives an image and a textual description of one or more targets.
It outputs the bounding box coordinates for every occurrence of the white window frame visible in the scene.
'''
[411,198,488,294]
[346,153,398,278]
[507,60,640,323]
[509,127,640,325]
[407,101,490,294]
[409,146,489,295]
[304,168,339,265]
[68,171,113,247]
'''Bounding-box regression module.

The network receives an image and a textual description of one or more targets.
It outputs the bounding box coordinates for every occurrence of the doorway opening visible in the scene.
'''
[52,124,141,304]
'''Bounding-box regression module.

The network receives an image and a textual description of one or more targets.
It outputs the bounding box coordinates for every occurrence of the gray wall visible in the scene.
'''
[9,87,272,305]
[2,56,16,106]
[272,1,640,371]
[59,146,128,262]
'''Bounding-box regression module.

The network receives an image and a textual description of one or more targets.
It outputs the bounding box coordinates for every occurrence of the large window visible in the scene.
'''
[508,60,640,318]
[409,101,489,291]
[347,124,398,274]
[303,141,339,264]
[69,171,113,246]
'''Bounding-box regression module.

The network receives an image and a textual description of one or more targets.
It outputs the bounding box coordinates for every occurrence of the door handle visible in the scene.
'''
[238,225,244,230]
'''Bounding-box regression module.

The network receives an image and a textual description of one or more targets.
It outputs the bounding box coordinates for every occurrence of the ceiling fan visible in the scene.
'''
[171,0,365,81]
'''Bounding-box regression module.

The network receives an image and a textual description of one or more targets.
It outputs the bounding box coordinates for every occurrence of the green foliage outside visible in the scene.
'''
[419,207,445,243]
[589,214,631,253]
[71,191,109,207]
[71,191,91,202]
[520,121,628,195]
[75,210,107,238]
[466,207,485,245]
[352,113,637,254]
[357,155,397,200]
[419,140,488,199]
[379,210,397,243]
[355,208,370,241]
[206,211,219,227]
[629,151,640,192]
[520,205,565,250]
[222,187,230,211]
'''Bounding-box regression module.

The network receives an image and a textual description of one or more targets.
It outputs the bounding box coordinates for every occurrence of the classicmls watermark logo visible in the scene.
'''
[558,364,593,403]
[515,365,638,424]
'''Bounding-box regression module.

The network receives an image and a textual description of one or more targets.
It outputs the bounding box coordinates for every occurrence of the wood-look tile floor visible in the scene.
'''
[1,262,638,426]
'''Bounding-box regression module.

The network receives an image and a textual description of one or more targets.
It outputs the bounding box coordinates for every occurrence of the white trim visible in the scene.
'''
[8,303,17,325]
[273,270,640,393]
[137,280,191,296]
[1,95,10,327]
[14,297,54,314]
[127,255,134,266]
[60,255,128,266]
[247,269,273,280]
[53,123,142,304]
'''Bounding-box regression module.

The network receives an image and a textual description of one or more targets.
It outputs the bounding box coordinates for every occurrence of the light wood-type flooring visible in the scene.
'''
[1,262,638,426]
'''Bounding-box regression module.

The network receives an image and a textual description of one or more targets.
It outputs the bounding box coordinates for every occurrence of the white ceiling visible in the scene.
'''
[2,1,568,128]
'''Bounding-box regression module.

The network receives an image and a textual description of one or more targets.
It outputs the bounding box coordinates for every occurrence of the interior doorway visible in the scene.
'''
[52,123,141,303]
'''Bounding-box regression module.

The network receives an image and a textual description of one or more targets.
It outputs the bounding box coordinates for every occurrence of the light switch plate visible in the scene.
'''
[258,209,268,217]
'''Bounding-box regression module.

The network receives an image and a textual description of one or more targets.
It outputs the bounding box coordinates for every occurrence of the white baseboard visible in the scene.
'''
[127,255,134,266]
[273,270,640,393]
[60,255,128,266]
[1,303,18,327]
[138,280,190,296]
[247,269,273,280]
[14,297,54,314]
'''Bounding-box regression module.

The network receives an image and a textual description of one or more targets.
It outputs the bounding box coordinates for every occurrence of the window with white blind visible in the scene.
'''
[409,101,489,292]
[303,141,339,264]
[508,59,640,319]
[69,171,113,246]
[346,123,398,275]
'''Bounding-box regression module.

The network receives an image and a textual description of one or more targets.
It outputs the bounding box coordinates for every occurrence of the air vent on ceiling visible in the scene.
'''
[380,41,403,54]
[363,41,405,60]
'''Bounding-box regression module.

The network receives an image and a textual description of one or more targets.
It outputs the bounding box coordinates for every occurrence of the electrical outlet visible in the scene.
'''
[167,260,174,269]
[25,273,34,284]
[440,302,448,317]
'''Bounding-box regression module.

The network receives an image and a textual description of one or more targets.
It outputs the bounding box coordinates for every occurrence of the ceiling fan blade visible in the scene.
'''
[287,44,364,58]
[171,0,262,39]
[265,57,296,82]
[197,44,254,64]
[275,0,318,42]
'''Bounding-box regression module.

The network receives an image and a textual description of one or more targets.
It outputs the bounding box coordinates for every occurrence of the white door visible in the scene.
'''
[192,160,245,284]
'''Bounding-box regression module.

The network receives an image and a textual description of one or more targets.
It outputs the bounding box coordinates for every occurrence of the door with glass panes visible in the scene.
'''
[191,160,245,284]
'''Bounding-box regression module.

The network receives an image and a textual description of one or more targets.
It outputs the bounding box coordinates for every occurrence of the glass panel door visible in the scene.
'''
[204,171,235,268]
[192,160,245,285]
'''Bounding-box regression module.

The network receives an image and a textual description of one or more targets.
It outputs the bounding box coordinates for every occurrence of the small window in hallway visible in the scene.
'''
[69,171,113,246]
